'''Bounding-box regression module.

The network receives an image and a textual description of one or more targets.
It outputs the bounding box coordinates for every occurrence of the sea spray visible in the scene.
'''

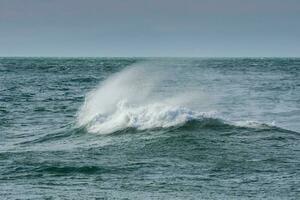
[77,63,212,134]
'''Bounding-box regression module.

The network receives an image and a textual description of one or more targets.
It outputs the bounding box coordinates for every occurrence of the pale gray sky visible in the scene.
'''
[0,0,299,57]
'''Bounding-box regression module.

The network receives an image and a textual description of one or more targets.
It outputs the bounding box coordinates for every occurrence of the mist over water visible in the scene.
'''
[0,58,299,199]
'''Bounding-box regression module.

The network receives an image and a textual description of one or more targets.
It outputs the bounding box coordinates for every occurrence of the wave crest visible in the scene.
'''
[87,100,216,134]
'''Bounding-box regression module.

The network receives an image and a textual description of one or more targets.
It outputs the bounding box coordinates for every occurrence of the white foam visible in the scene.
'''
[233,120,276,129]
[87,100,216,134]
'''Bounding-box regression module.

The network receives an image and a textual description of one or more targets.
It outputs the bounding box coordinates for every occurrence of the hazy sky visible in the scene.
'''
[1,0,300,57]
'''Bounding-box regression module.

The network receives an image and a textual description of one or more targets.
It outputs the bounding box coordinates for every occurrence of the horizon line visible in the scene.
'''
[1,56,300,59]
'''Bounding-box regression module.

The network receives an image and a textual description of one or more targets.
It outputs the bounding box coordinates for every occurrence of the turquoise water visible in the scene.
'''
[0,58,299,199]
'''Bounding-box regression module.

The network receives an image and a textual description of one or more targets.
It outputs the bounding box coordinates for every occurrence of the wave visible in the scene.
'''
[77,63,297,135]
[76,63,214,134]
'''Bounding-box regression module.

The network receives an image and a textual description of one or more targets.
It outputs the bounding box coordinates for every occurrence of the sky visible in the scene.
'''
[0,0,300,57]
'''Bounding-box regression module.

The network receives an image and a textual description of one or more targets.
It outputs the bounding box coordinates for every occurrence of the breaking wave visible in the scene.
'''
[85,101,217,134]
[77,63,215,134]
[77,63,288,134]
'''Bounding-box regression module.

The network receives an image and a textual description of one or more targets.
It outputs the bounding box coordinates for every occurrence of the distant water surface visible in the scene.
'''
[0,58,299,199]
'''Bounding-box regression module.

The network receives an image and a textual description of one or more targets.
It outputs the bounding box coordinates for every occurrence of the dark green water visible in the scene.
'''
[0,58,299,199]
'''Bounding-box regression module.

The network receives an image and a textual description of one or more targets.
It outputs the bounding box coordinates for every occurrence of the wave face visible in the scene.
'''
[1,58,300,199]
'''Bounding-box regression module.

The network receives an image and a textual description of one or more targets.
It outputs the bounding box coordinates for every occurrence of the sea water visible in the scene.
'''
[0,58,299,199]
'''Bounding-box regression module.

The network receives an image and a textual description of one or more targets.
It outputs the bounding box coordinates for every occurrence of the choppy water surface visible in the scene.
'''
[0,58,299,199]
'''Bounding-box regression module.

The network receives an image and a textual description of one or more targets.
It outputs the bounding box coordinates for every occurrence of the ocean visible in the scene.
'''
[0,58,299,199]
